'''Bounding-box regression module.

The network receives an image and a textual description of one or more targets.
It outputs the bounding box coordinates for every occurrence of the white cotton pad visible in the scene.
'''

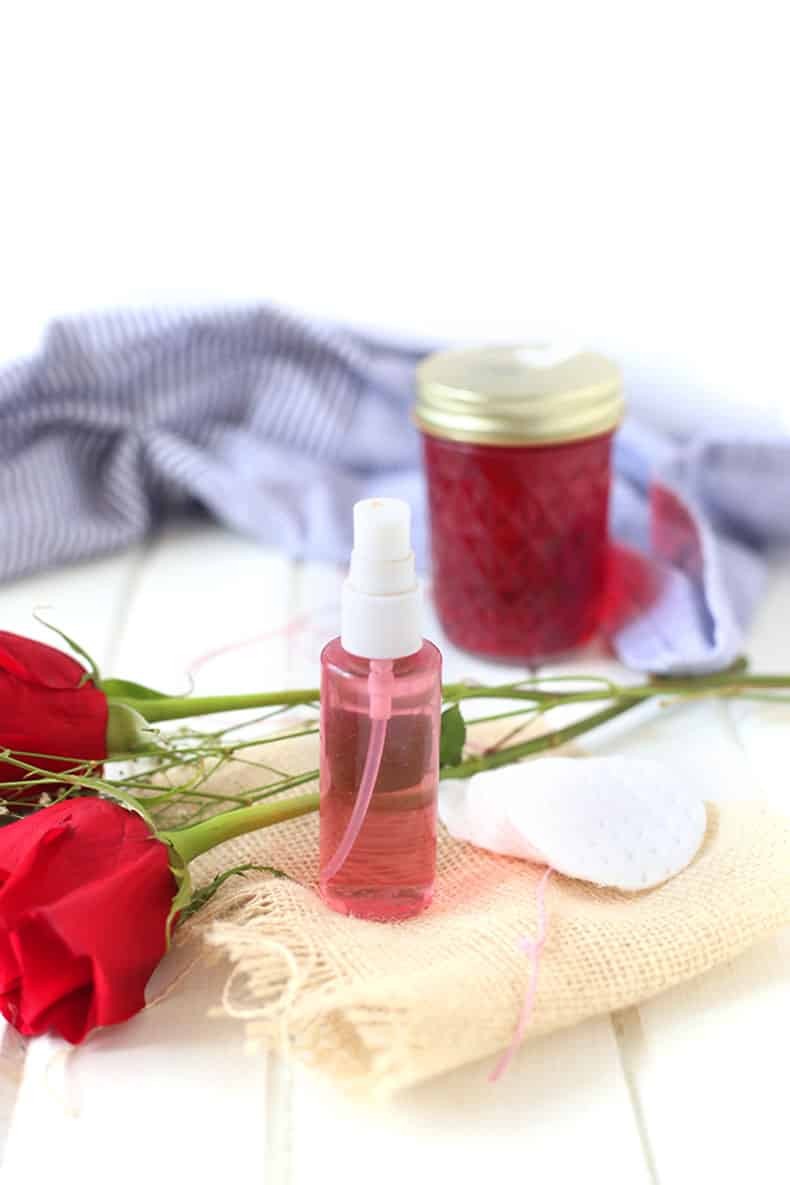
[439,756,707,891]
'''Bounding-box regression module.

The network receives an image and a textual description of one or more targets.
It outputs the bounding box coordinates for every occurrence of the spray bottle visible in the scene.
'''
[319,498,442,921]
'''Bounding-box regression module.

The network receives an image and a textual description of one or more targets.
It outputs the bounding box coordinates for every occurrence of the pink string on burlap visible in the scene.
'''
[489,865,554,1083]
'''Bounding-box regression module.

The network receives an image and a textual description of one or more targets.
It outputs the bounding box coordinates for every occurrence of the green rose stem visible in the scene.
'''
[163,791,321,864]
[440,698,641,778]
[159,699,642,863]
[121,665,790,728]
[127,688,321,724]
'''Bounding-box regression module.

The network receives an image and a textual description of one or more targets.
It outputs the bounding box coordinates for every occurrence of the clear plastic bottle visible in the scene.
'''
[319,499,442,921]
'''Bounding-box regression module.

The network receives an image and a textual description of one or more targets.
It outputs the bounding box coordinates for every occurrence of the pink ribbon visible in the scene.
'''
[489,866,553,1083]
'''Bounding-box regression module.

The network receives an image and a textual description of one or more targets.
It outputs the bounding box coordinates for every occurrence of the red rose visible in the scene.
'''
[0,631,108,792]
[0,797,176,1042]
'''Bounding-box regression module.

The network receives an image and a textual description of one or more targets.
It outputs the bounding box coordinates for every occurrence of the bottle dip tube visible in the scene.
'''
[415,345,625,662]
[319,498,442,921]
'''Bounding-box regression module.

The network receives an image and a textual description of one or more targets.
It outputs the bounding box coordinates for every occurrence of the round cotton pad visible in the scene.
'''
[439,756,707,891]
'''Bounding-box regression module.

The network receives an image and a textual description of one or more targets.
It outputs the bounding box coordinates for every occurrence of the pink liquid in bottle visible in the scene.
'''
[319,638,441,921]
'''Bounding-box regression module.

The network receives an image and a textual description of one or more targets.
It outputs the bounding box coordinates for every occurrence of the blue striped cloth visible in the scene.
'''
[2,304,789,674]
[0,306,427,577]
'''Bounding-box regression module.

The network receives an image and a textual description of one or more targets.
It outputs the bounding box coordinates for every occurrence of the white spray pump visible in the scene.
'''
[340,498,422,662]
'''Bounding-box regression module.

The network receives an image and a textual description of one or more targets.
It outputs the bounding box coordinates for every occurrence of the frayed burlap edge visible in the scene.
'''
[180,731,790,1097]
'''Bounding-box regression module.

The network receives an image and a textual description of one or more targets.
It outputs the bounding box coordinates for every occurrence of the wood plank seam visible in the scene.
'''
[611,1008,661,1185]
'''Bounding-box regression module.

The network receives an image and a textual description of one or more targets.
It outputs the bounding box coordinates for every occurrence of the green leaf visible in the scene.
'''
[34,613,100,686]
[179,863,287,922]
[101,678,172,700]
[440,703,466,768]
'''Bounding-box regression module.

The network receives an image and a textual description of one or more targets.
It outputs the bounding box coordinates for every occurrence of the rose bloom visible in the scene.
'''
[0,797,176,1042]
[0,631,107,791]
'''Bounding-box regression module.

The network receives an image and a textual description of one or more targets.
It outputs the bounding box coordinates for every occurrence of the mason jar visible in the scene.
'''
[415,345,624,661]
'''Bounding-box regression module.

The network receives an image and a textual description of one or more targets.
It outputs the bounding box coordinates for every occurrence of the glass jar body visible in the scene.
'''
[422,431,614,661]
[319,638,442,921]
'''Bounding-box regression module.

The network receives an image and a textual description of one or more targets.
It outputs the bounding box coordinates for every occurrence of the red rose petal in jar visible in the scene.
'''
[415,346,625,662]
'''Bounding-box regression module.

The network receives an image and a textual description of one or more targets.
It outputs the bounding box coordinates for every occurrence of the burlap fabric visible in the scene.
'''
[183,731,790,1096]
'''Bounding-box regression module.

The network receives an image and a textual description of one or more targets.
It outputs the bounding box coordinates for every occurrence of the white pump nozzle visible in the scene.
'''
[340,498,422,659]
[353,498,410,560]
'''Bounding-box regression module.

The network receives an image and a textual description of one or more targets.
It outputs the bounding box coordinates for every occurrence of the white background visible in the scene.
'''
[1,0,788,433]
[2,11,790,1178]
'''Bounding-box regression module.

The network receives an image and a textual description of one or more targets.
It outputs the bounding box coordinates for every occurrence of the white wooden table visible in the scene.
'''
[2,523,789,1185]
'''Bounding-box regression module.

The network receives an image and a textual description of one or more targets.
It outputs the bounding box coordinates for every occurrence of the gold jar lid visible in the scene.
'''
[415,344,624,446]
